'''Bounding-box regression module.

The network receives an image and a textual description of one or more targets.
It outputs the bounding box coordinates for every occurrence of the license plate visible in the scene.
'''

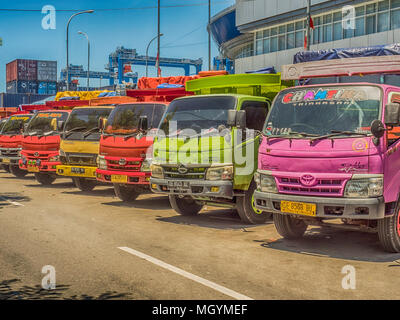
[2,158,10,164]
[111,175,128,183]
[281,200,317,217]
[168,180,190,190]
[71,167,85,174]
[27,166,39,172]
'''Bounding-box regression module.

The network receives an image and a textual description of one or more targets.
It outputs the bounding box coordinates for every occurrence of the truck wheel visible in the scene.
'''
[34,173,56,185]
[73,177,96,192]
[114,184,139,202]
[9,165,28,178]
[273,213,308,239]
[2,164,10,173]
[236,180,272,224]
[169,195,203,216]
[378,202,400,253]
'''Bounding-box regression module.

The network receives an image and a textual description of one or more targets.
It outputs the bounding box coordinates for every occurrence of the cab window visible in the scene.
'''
[241,100,270,131]
[387,92,400,146]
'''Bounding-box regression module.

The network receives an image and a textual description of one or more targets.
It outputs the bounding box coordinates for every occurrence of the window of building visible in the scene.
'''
[252,0,400,57]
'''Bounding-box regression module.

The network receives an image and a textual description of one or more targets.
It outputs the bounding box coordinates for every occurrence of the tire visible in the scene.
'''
[2,164,10,173]
[9,165,28,178]
[169,195,203,216]
[273,213,308,239]
[73,177,96,192]
[236,180,272,224]
[378,202,400,253]
[114,184,139,202]
[34,173,56,185]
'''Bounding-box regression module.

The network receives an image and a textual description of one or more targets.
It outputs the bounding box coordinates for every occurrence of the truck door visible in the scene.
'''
[233,99,270,189]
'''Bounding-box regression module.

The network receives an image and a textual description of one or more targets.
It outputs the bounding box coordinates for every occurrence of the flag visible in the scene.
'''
[309,16,315,29]
[304,15,315,49]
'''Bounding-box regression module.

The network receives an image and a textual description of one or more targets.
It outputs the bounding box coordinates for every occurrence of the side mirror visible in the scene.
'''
[227,110,237,127]
[385,103,400,126]
[57,120,64,132]
[236,110,246,129]
[23,123,28,132]
[98,117,106,131]
[50,118,57,131]
[138,116,148,131]
[371,119,385,139]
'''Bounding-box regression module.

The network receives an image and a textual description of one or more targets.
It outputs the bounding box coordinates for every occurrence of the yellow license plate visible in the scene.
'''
[111,175,128,183]
[27,166,40,172]
[281,200,316,217]
[2,158,10,164]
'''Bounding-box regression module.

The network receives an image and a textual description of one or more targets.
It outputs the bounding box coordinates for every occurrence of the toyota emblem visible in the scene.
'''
[119,158,127,166]
[177,165,188,174]
[34,152,39,157]
[300,174,317,187]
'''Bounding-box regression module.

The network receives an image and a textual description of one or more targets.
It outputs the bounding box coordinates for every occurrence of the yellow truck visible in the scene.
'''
[56,106,114,191]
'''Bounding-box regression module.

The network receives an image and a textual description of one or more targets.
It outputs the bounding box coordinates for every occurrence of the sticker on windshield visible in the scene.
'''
[282,89,367,104]
[37,113,63,118]
[10,116,30,121]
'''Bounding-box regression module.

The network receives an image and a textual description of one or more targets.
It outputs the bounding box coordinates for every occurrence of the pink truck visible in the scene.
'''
[254,54,400,252]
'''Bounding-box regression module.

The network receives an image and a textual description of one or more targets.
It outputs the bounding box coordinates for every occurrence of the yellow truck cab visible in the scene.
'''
[56,106,114,191]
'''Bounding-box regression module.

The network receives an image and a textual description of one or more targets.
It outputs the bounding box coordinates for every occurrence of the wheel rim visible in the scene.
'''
[251,193,262,215]
[397,209,400,237]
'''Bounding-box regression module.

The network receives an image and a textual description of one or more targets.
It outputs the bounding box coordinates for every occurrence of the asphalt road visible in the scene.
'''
[0,170,399,300]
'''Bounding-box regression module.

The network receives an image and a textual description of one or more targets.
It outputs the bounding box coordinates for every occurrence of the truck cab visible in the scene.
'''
[0,113,33,177]
[150,73,292,224]
[254,54,400,252]
[19,110,71,185]
[56,106,114,191]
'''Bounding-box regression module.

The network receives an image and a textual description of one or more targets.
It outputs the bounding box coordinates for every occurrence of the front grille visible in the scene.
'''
[277,176,347,196]
[65,153,97,166]
[163,166,207,180]
[0,148,19,157]
[106,159,141,172]
[26,152,51,160]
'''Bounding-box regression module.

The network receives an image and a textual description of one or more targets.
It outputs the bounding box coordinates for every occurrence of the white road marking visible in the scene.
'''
[0,197,24,207]
[118,246,253,300]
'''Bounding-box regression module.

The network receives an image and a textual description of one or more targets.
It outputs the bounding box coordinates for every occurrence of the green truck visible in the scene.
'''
[150,73,292,224]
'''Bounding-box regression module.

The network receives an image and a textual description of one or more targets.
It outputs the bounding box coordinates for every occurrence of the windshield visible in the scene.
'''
[159,96,236,135]
[64,108,112,133]
[1,115,32,135]
[265,86,381,137]
[0,119,7,132]
[105,103,166,135]
[27,112,69,134]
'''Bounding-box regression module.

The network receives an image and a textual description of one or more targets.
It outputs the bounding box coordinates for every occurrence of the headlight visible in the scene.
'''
[141,158,152,172]
[256,172,278,193]
[97,155,107,170]
[206,165,233,181]
[344,177,383,198]
[151,164,164,179]
[49,155,60,162]
[17,150,21,157]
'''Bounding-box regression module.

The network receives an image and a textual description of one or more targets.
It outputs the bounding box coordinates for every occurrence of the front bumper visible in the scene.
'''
[96,169,151,185]
[150,177,234,199]
[19,159,60,173]
[254,191,386,220]
[0,155,20,165]
[56,165,97,179]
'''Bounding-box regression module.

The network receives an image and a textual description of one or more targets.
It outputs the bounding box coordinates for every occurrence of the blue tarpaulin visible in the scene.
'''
[156,83,184,89]
[245,67,276,74]
[294,43,400,64]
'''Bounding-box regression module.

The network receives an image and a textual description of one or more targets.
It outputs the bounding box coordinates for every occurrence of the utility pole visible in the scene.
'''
[306,0,311,51]
[157,0,161,77]
[208,0,211,70]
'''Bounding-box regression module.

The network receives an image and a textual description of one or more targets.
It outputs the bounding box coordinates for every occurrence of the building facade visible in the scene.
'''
[211,0,400,73]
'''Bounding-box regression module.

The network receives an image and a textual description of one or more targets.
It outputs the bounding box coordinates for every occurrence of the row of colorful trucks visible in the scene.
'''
[1,46,400,253]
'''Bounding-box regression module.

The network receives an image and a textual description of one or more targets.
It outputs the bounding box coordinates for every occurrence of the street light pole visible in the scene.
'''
[66,10,94,91]
[146,34,164,77]
[208,0,211,70]
[78,31,90,91]
[306,0,311,51]
[157,0,161,77]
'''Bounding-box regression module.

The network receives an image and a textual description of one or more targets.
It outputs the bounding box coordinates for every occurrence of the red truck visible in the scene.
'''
[0,113,34,177]
[19,110,71,184]
[96,86,192,201]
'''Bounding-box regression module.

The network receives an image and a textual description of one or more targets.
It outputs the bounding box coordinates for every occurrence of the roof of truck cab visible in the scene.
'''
[70,106,115,110]
[117,101,170,106]
[171,94,268,102]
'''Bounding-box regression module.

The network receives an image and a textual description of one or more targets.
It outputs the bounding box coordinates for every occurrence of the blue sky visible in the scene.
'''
[0,0,235,91]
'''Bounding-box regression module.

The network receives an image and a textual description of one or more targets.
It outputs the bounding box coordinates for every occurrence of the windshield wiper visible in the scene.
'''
[64,126,87,137]
[82,127,100,138]
[123,132,139,141]
[265,131,319,141]
[310,130,369,143]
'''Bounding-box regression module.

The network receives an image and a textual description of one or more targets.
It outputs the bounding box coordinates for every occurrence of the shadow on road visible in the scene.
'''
[24,181,75,189]
[62,187,116,198]
[102,195,171,211]
[0,279,132,300]
[0,192,31,209]
[257,226,400,263]
[157,209,272,230]
[0,175,35,181]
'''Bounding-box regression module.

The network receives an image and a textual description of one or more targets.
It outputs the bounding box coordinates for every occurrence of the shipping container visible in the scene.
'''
[6,80,37,94]
[37,60,57,81]
[0,93,51,108]
[57,81,77,92]
[37,81,57,95]
[6,59,37,82]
